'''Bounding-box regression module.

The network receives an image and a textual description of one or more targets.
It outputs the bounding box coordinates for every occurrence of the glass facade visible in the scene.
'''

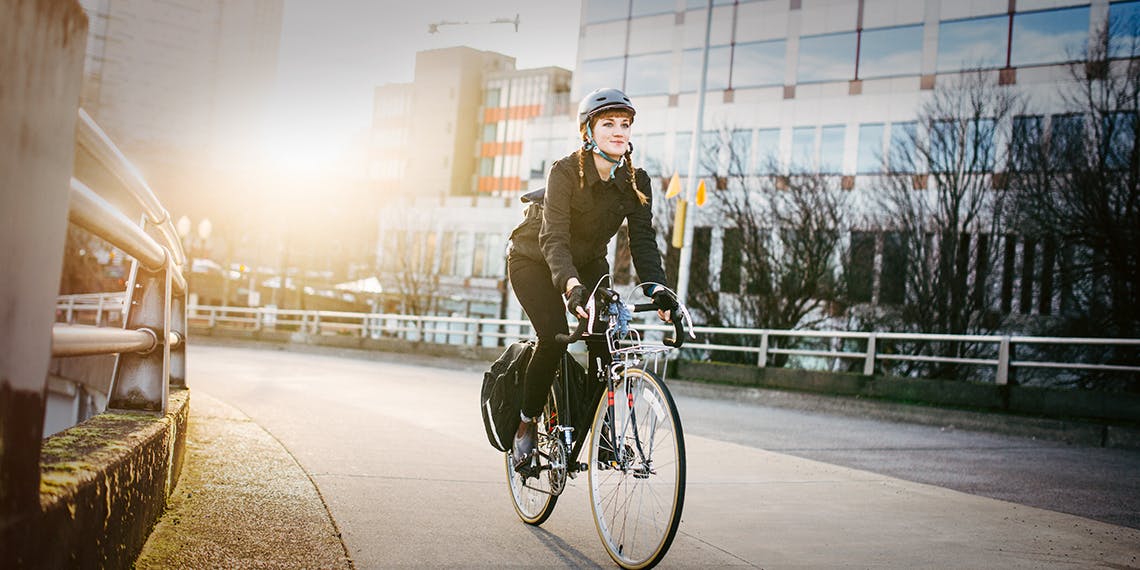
[755,129,780,174]
[859,25,923,78]
[819,125,845,173]
[733,40,786,87]
[632,0,675,17]
[857,123,885,174]
[1010,115,1043,172]
[625,52,672,96]
[577,57,625,98]
[638,132,667,176]
[680,45,732,92]
[937,15,1009,72]
[798,32,858,83]
[1011,7,1089,67]
[791,127,816,169]
[586,0,630,24]
[1110,1,1140,58]
[889,122,918,173]
[731,129,752,175]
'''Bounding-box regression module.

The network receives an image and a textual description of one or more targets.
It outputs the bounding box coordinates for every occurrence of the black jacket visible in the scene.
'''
[509,150,668,293]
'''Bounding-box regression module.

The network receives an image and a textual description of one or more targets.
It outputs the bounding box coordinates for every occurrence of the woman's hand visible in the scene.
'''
[564,284,589,319]
[652,289,678,324]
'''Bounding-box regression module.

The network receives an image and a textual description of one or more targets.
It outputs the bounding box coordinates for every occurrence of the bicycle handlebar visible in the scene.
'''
[554,287,687,348]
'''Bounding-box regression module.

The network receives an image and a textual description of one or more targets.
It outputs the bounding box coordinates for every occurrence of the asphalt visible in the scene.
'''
[133,341,1140,568]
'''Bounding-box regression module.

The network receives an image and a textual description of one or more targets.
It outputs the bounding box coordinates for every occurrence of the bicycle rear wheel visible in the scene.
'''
[506,388,561,525]
[588,367,686,569]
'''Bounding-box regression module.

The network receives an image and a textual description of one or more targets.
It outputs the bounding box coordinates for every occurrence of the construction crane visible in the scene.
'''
[428,14,520,34]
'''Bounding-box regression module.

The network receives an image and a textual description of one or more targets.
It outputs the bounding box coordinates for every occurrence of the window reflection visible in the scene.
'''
[937,15,1009,72]
[681,46,732,92]
[791,127,816,169]
[820,125,845,173]
[674,131,691,175]
[1109,1,1140,59]
[576,58,625,98]
[889,122,918,173]
[686,0,733,8]
[857,124,885,174]
[730,129,752,175]
[632,0,675,17]
[638,133,667,176]
[798,32,857,83]
[859,25,923,78]
[756,128,780,173]
[733,41,786,87]
[1010,115,1042,172]
[586,0,630,24]
[1011,7,1089,67]
[625,52,672,96]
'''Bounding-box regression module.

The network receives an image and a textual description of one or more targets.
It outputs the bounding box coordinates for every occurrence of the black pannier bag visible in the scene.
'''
[560,352,604,450]
[481,341,534,451]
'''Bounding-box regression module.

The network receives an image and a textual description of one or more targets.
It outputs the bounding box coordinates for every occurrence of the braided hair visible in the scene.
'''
[578,110,650,206]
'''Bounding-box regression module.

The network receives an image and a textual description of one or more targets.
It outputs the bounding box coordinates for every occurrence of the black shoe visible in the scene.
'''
[512,418,537,473]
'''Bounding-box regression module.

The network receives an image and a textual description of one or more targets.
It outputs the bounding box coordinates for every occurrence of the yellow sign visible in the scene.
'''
[665,172,681,198]
[696,179,707,206]
[671,201,687,249]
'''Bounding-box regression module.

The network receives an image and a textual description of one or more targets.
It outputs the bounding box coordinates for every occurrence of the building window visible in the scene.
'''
[482,123,497,142]
[1104,111,1136,170]
[888,121,918,173]
[732,40,786,88]
[1010,115,1042,172]
[586,0,630,24]
[529,139,549,179]
[439,232,456,276]
[1109,1,1140,59]
[1011,6,1090,67]
[632,0,674,17]
[687,0,733,7]
[881,232,906,305]
[720,227,742,293]
[680,45,732,92]
[484,88,501,108]
[797,32,857,83]
[625,52,672,96]
[929,119,995,173]
[819,125,845,174]
[577,57,626,98]
[857,123,886,174]
[848,231,875,303]
[937,15,1009,72]
[639,132,667,176]
[472,233,488,277]
[755,128,780,174]
[479,158,492,176]
[858,25,923,79]
[691,227,712,293]
[791,127,816,169]
[730,129,752,175]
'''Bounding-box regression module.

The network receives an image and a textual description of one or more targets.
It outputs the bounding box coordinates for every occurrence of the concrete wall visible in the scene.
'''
[3,390,189,568]
[1,0,88,534]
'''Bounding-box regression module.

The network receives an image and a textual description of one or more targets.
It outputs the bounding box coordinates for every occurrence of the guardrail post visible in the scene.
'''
[108,254,170,412]
[996,335,1011,386]
[864,333,877,376]
[473,319,482,347]
[758,331,769,368]
[312,312,321,335]
[208,307,216,329]
[169,276,186,388]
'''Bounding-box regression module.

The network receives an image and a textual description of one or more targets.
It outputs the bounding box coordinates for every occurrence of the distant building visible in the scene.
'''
[75,0,284,223]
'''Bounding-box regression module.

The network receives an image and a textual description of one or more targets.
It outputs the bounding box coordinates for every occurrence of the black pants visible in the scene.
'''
[508,253,610,418]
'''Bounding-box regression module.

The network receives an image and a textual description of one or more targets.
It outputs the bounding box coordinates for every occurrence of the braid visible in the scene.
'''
[577,148,586,191]
[626,148,649,205]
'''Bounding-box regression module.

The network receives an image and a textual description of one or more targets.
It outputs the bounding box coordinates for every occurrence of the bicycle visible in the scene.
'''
[505,281,694,569]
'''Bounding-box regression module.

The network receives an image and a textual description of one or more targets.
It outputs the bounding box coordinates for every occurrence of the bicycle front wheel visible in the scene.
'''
[588,367,686,569]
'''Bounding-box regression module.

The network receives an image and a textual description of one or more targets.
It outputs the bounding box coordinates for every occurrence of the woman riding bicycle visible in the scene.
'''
[506,87,677,472]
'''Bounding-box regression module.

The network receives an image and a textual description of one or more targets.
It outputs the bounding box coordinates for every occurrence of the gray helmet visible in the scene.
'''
[578,88,635,128]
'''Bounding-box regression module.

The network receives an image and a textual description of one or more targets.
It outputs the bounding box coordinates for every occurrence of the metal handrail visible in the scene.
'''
[76,108,186,266]
[185,304,1140,383]
[52,324,157,357]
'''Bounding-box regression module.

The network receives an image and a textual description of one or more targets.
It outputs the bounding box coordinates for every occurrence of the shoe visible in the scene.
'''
[512,417,537,473]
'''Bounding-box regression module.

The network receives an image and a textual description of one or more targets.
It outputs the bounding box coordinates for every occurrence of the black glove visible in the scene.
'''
[564,285,588,316]
[652,289,679,312]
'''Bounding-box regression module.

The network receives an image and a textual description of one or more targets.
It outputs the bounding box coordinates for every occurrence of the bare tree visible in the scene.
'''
[651,132,849,364]
[377,216,442,319]
[1007,18,1140,389]
[874,71,1026,379]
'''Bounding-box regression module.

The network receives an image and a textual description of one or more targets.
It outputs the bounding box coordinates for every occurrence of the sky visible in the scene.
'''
[262,0,583,173]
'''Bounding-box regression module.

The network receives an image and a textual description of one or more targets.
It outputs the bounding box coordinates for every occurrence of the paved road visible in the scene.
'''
[188,344,1140,568]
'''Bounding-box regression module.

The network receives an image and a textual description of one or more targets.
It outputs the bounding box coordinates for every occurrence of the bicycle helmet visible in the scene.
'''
[577,87,635,128]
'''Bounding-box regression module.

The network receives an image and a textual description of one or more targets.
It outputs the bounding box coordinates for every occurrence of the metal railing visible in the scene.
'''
[51,109,188,423]
[181,304,1140,386]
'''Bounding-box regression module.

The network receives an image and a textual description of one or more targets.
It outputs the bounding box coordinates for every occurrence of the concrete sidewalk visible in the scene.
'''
[134,391,353,569]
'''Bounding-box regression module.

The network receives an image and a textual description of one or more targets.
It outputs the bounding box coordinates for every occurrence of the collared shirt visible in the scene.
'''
[509,150,668,293]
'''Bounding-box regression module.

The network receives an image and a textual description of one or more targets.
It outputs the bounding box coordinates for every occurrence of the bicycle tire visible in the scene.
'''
[506,386,561,525]
[587,367,686,569]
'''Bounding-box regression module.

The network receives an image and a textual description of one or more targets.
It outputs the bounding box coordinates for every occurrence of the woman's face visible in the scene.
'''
[591,113,632,157]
